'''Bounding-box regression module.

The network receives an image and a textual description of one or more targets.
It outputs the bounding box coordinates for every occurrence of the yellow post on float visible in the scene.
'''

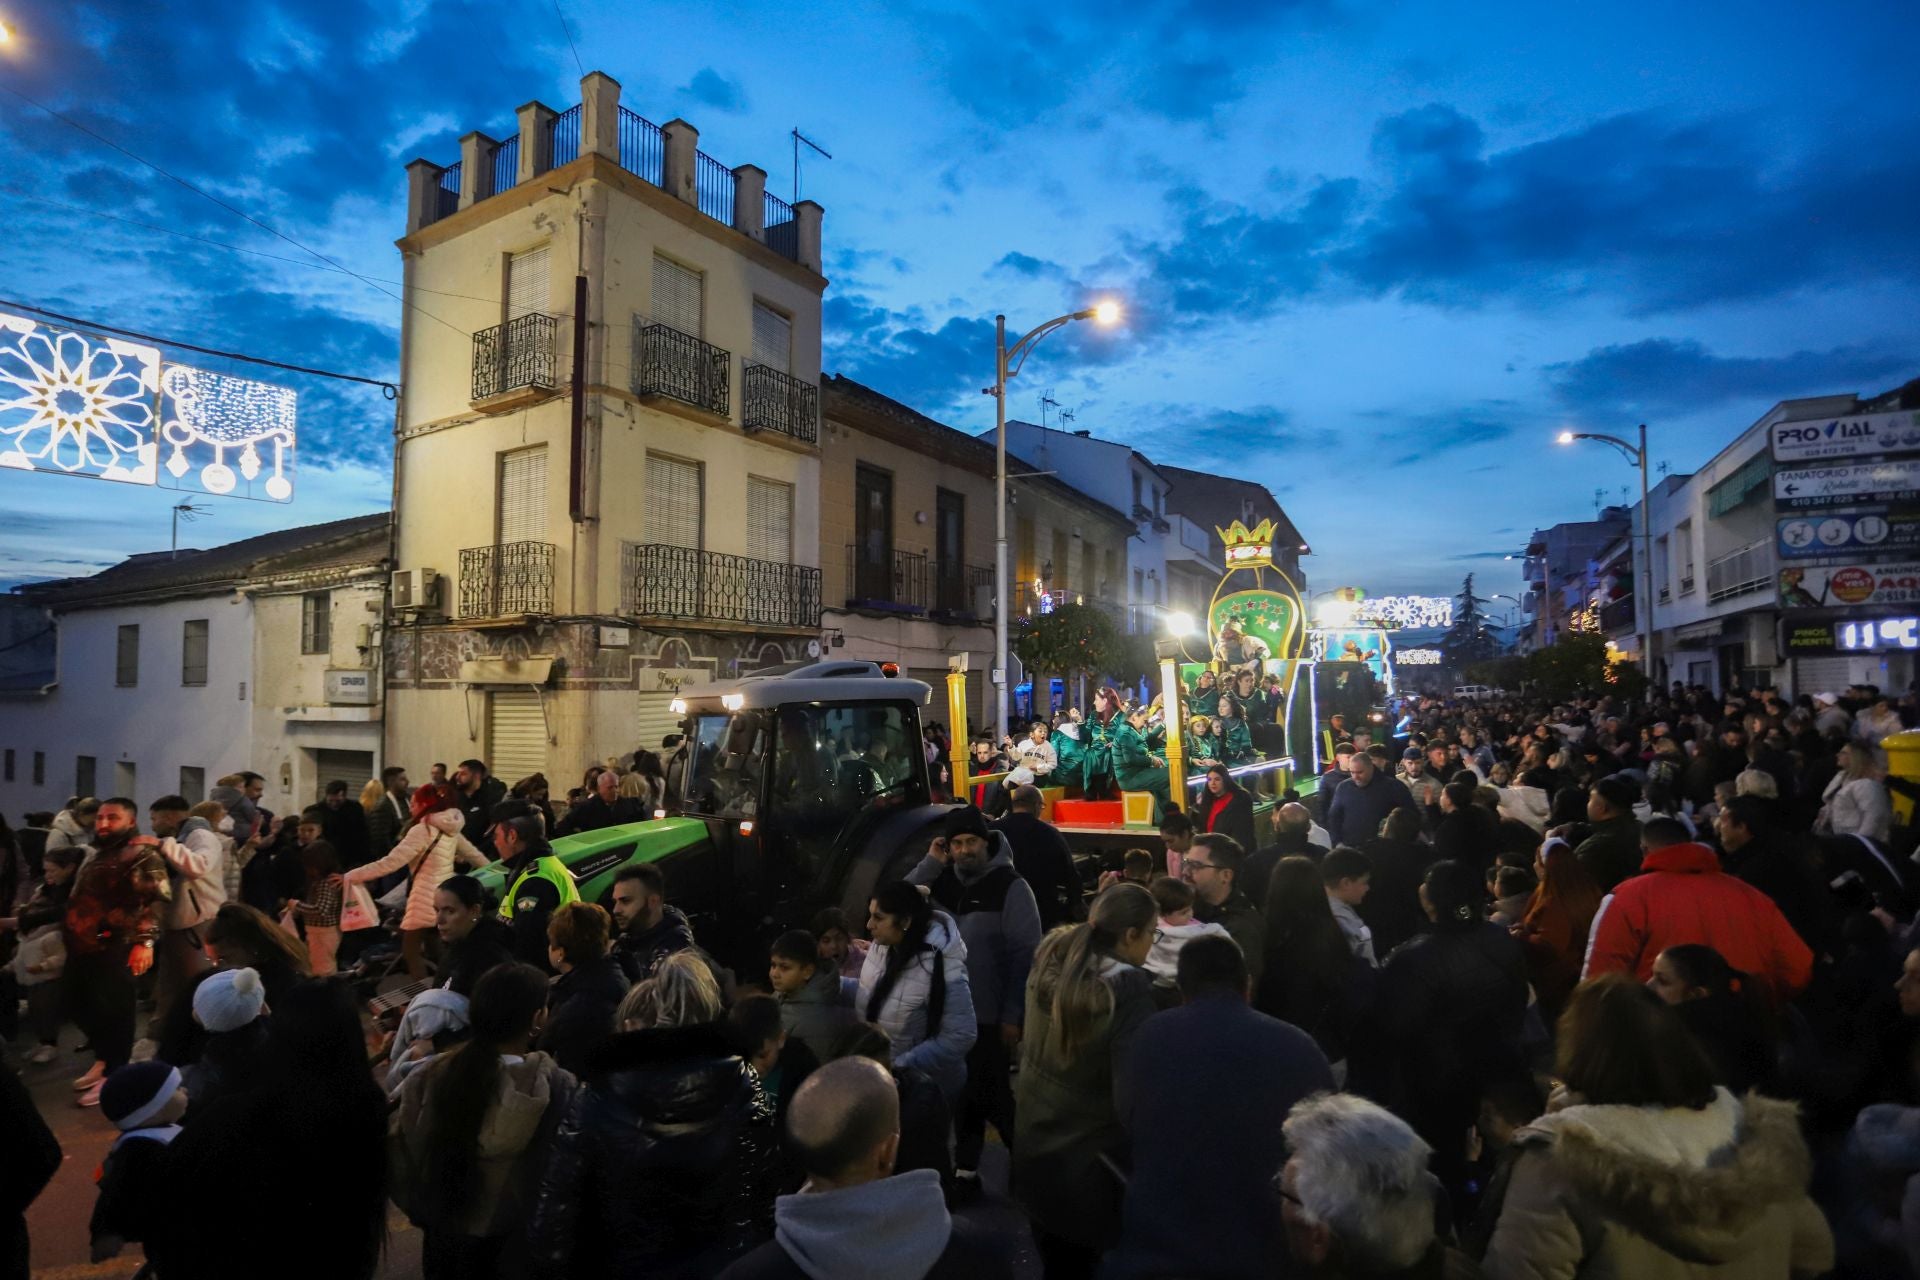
[946,654,972,801]
[1157,650,1186,805]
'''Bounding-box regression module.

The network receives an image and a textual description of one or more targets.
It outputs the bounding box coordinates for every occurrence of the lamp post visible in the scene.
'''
[1557,424,1654,680]
[990,300,1121,738]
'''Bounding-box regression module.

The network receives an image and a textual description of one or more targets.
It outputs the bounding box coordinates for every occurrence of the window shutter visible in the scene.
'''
[646,454,703,548]
[498,447,548,545]
[651,255,702,338]
[751,303,791,373]
[746,477,792,562]
[507,246,550,320]
[487,692,547,784]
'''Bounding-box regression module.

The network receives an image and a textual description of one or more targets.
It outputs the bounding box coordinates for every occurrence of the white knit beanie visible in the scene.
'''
[193,966,265,1033]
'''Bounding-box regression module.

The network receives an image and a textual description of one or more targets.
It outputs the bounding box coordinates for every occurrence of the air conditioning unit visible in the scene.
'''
[390,567,439,610]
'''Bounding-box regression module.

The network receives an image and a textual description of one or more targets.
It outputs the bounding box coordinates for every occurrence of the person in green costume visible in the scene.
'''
[1143,697,1169,753]
[1112,703,1172,821]
[1217,694,1259,765]
[1050,713,1086,795]
[1189,669,1223,717]
[1187,714,1223,767]
[1080,688,1126,798]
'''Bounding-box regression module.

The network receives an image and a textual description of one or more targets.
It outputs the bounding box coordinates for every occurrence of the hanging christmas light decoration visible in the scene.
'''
[158,364,297,502]
[0,311,160,485]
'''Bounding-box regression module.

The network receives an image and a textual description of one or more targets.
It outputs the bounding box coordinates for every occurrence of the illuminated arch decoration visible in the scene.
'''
[159,364,297,502]
[0,311,159,485]
[1352,594,1452,629]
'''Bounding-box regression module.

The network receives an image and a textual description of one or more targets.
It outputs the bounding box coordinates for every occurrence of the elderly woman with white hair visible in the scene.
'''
[1278,1093,1453,1277]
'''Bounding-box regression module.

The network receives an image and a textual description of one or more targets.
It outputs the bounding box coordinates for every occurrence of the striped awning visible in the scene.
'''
[1707,452,1771,518]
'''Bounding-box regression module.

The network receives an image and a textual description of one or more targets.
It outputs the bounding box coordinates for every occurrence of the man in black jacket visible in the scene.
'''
[556,767,647,837]
[1184,835,1267,985]
[454,758,507,854]
[717,1057,1013,1280]
[992,785,1084,929]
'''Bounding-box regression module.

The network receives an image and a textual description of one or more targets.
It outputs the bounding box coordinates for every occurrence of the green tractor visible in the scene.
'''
[469,661,952,971]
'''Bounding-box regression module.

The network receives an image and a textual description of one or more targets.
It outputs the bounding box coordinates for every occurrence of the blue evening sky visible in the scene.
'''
[1,0,1915,602]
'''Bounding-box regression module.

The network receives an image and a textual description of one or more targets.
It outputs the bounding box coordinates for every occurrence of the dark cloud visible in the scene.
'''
[1132,57,1245,122]
[1547,338,1914,421]
[823,294,995,416]
[1124,403,1307,456]
[681,68,747,113]
[993,252,1067,281]
[1449,549,1524,561]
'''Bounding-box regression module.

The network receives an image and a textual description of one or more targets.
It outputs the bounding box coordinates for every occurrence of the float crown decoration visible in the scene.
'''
[1216,518,1277,568]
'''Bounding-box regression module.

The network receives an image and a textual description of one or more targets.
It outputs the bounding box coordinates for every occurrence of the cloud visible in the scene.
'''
[1546,339,1914,421]
[1131,403,1308,456]
[681,68,747,113]
[993,252,1067,281]
[823,294,996,416]
[1449,549,1524,561]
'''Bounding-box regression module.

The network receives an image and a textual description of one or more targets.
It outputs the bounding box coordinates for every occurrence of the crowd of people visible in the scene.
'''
[1,678,1919,1277]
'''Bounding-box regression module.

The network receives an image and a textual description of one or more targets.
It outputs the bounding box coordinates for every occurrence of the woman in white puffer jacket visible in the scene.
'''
[1818,742,1891,843]
[343,784,489,977]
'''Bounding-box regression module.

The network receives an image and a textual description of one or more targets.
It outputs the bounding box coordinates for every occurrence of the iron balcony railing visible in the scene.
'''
[623,543,821,629]
[764,191,798,262]
[1600,594,1636,632]
[742,364,818,444]
[619,106,663,184]
[459,541,555,618]
[845,545,929,612]
[634,324,730,417]
[549,104,581,168]
[933,563,995,618]
[695,150,734,225]
[1707,541,1773,604]
[434,162,462,222]
[490,136,521,197]
[472,312,557,401]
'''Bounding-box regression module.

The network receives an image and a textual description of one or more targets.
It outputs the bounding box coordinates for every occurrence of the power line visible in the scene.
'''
[0,297,398,394]
[0,83,467,338]
[0,188,509,305]
[551,0,586,77]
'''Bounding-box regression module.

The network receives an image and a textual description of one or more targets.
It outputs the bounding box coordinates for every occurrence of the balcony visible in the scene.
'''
[471,313,557,407]
[932,564,995,621]
[634,324,730,419]
[623,544,821,630]
[1707,542,1773,605]
[458,541,556,618]
[1600,594,1636,633]
[845,546,928,615]
[742,364,819,444]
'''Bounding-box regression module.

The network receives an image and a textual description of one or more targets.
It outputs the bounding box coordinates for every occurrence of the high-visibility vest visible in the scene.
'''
[498,855,580,919]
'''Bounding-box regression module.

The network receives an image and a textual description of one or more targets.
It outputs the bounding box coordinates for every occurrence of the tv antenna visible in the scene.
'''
[1059,407,1077,429]
[791,128,832,207]
[171,500,211,558]
[1039,388,1060,426]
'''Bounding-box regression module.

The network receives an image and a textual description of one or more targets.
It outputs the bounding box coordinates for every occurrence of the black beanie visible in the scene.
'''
[942,805,991,842]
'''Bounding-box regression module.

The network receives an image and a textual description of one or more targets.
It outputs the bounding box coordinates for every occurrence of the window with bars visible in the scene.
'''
[180,765,205,803]
[651,254,703,338]
[646,453,703,548]
[751,302,791,374]
[116,625,138,686]
[498,446,549,545]
[747,476,793,563]
[507,245,550,321]
[182,619,209,686]
[302,592,331,655]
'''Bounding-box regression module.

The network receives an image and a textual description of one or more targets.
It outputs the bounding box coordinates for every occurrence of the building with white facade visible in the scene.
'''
[385,71,825,780]
[1158,465,1308,613]
[0,514,387,818]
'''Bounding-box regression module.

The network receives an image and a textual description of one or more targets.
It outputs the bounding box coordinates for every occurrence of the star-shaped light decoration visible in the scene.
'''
[0,312,159,484]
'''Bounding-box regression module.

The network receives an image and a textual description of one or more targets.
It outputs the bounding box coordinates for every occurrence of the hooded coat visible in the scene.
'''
[716,1168,1012,1280]
[855,912,978,1100]
[44,809,92,856]
[906,833,1043,1029]
[157,815,227,931]
[777,966,859,1065]
[1483,1089,1833,1280]
[342,808,489,932]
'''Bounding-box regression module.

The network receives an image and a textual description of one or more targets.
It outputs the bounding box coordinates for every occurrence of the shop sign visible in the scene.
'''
[1781,617,1920,654]
[1770,410,1920,464]
[1777,511,1920,560]
[1775,458,1920,509]
[1779,561,1920,609]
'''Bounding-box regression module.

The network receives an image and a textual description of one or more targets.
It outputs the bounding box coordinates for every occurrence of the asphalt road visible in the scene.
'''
[11,1016,1035,1279]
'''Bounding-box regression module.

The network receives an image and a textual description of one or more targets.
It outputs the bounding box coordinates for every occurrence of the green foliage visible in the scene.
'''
[1444,573,1500,664]
[1483,635,1650,702]
[1013,603,1126,688]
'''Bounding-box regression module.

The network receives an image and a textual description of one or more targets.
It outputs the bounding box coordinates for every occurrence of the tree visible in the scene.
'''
[1512,634,1650,702]
[1013,603,1125,713]
[1444,574,1500,666]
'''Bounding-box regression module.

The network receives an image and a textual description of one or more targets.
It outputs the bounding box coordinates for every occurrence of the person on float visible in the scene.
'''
[1217,696,1259,766]
[1187,715,1223,768]
[1079,688,1126,800]
[1190,669,1223,718]
[1113,705,1173,822]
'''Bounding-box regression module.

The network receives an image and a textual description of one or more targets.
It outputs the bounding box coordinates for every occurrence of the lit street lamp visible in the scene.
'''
[1557,424,1655,679]
[990,300,1122,737]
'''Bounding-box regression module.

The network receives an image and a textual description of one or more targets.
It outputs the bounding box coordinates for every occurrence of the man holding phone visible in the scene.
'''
[906,805,1044,1194]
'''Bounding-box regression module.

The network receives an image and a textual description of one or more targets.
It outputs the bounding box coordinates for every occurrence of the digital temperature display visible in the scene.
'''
[1838,617,1920,651]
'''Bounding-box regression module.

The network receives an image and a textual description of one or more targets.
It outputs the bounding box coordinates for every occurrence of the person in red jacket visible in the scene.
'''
[1582,817,1812,1005]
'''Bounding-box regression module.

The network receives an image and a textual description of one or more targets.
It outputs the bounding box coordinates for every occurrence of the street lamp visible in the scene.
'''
[1557,424,1655,679]
[990,300,1123,737]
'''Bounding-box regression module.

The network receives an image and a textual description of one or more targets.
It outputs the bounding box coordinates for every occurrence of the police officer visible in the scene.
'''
[491,803,578,970]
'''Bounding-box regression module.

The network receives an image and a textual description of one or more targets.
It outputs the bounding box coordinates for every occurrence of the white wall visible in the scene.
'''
[252,581,385,812]
[0,594,254,817]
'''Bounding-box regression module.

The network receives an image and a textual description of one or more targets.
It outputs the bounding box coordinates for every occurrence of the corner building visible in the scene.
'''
[386,71,826,783]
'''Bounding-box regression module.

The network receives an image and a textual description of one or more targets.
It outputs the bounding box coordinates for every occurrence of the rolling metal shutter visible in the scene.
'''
[637,691,684,757]
[498,446,548,544]
[314,749,375,804]
[652,255,702,337]
[646,454,703,548]
[1793,656,1852,697]
[507,246,550,320]
[488,690,547,785]
[751,302,791,373]
[747,476,792,563]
